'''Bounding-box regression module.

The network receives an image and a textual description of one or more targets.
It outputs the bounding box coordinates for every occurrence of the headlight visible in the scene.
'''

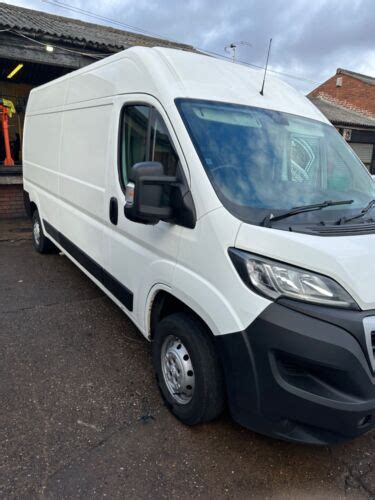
[229,249,358,309]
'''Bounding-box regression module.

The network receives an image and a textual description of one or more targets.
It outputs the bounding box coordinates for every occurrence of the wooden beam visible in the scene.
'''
[0,34,100,69]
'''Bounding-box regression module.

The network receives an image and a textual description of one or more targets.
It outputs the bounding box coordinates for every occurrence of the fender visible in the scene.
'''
[171,264,257,336]
[144,273,265,338]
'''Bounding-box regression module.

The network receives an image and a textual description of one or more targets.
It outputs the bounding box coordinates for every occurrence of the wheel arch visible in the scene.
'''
[30,201,38,216]
[23,189,38,219]
[148,288,215,341]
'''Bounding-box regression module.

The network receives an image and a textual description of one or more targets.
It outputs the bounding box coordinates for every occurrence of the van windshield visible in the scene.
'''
[176,98,375,225]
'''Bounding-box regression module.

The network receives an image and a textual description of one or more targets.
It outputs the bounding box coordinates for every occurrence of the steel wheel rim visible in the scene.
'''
[161,335,195,405]
[33,219,41,245]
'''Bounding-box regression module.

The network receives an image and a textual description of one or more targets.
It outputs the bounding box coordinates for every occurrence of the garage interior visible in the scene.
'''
[0,58,69,165]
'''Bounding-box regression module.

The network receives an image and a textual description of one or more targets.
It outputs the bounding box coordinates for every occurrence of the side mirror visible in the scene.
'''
[124,161,174,224]
[124,161,195,228]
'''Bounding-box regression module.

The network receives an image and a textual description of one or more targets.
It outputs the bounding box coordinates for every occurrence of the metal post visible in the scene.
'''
[0,105,15,166]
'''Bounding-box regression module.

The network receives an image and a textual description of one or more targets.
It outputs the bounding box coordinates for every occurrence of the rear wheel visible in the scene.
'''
[32,210,56,254]
[152,312,225,425]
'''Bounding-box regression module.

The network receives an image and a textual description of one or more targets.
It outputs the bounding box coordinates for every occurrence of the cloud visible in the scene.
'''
[7,0,375,93]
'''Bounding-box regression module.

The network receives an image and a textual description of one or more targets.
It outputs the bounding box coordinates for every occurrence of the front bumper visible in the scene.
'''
[215,301,375,445]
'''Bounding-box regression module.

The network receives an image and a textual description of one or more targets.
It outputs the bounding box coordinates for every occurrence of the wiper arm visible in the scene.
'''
[261,199,354,227]
[337,199,375,225]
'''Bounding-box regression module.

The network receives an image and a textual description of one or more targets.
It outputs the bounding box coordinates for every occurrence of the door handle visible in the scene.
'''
[109,197,118,225]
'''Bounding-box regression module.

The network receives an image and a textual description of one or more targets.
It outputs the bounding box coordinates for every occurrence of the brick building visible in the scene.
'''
[308,68,375,172]
[309,68,375,118]
[0,2,193,218]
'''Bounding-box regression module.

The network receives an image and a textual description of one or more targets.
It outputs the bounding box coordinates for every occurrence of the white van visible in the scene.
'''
[23,47,375,445]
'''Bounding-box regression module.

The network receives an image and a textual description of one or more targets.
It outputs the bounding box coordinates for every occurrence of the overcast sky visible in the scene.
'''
[7,0,375,93]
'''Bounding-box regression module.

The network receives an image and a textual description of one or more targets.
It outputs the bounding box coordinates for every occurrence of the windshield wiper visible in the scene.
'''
[261,199,354,227]
[336,199,375,225]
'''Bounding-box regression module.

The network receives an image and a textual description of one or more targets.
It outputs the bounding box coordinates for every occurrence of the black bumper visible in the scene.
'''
[215,301,375,445]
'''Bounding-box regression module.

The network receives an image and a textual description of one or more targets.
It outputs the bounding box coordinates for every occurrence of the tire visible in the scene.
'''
[152,312,225,425]
[32,210,56,254]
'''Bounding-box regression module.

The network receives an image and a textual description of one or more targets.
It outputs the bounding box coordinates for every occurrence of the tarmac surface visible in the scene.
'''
[1,217,375,499]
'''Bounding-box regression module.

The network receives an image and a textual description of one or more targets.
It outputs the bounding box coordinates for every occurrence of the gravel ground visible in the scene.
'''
[1,218,375,499]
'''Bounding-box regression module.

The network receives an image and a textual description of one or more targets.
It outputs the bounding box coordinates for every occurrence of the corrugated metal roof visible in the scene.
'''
[0,1,193,51]
[337,68,375,86]
[309,97,375,128]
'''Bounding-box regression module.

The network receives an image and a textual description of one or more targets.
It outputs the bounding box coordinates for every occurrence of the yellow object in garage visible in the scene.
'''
[1,98,16,117]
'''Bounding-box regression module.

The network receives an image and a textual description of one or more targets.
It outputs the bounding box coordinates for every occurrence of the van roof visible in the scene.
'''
[28,46,328,124]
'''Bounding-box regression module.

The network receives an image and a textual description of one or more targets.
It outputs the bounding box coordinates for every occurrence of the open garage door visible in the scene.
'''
[0,58,69,166]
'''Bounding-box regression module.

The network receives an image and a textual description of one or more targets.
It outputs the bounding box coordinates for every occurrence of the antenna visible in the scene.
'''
[224,43,236,62]
[224,41,252,62]
[260,38,272,96]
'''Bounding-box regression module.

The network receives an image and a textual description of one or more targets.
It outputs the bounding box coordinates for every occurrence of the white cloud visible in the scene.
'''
[6,0,375,92]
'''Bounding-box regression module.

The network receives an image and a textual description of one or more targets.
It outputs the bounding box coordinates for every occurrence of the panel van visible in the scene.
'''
[23,47,375,444]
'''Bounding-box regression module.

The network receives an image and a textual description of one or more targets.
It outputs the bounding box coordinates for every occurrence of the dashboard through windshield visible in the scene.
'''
[176,98,375,225]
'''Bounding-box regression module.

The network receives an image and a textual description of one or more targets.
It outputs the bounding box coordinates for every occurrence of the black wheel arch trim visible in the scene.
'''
[23,189,32,218]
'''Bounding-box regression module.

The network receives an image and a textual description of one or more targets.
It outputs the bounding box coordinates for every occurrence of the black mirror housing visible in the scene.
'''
[124,161,172,224]
[124,161,196,228]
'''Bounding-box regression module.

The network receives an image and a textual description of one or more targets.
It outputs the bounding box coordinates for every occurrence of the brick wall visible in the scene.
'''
[309,73,375,118]
[0,184,26,218]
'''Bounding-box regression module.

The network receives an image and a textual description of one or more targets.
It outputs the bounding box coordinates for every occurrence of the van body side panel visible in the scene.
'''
[26,81,68,113]
[58,100,113,270]
[23,111,63,226]
[43,219,134,311]
[23,78,69,222]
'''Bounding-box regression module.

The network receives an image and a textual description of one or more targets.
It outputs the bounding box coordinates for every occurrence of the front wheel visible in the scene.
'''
[152,313,225,425]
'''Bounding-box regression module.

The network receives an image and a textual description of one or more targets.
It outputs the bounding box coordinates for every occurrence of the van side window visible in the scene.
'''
[120,105,150,186]
[150,112,179,176]
[119,106,179,190]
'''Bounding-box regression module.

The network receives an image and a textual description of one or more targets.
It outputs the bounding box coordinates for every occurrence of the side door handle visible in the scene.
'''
[109,197,118,225]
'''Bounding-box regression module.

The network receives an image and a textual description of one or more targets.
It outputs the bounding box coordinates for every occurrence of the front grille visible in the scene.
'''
[363,317,375,371]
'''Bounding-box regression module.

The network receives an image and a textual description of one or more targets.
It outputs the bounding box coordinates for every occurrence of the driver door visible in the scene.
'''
[106,95,185,332]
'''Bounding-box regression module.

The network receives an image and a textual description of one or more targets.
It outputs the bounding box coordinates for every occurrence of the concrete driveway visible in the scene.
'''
[1,218,375,499]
